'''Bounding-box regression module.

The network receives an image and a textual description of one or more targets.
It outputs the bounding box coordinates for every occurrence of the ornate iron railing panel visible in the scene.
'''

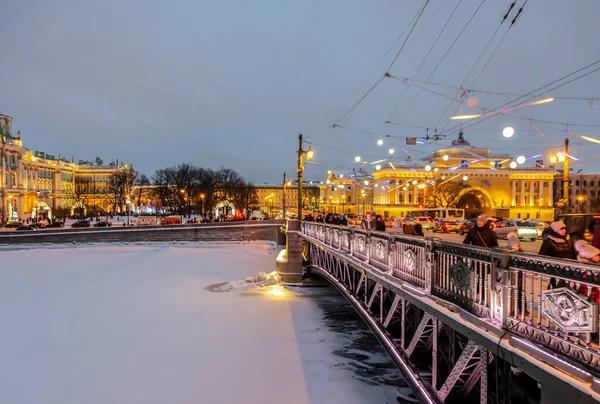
[368,232,390,272]
[432,241,495,319]
[392,237,427,288]
[340,228,352,254]
[506,253,600,373]
[352,229,369,262]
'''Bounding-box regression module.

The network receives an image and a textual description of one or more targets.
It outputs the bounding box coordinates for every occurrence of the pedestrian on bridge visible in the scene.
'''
[360,212,376,231]
[539,221,574,289]
[462,214,498,248]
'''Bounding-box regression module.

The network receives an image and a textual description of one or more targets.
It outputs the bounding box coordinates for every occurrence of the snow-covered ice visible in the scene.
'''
[0,242,413,404]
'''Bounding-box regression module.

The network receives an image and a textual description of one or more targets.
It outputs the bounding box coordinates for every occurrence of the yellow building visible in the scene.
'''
[1,113,124,221]
[255,183,320,216]
[320,135,557,221]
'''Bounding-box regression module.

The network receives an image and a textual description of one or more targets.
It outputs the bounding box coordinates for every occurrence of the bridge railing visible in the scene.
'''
[301,221,600,373]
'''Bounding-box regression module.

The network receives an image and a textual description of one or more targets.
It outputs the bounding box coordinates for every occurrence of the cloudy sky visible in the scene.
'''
[1,0,599,183]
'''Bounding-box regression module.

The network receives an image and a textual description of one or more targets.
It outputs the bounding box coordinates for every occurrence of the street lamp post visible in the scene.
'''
[297,134,314,220]
[282,174,292,221]
[126,198,131,226]
[200,194,205,215]
[564,138,569,212]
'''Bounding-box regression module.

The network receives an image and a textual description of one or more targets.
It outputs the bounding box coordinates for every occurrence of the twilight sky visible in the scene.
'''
[1,0,599,184]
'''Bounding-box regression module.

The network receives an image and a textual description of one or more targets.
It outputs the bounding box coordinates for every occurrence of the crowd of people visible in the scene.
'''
[305,210,600,265]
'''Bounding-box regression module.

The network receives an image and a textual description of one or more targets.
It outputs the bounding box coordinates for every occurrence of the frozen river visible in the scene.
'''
[0,242,415,404]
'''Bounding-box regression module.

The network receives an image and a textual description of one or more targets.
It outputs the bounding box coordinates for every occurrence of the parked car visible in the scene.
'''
[45,221,64,229]
[494,219,537,241]
[522,219,549,237]
[93,221,112,227]
[415,217,433,231]
[16,224,37,231]
[71,220,91,228]
[3,222,23,228]
[433,220,462,233]
[459,219,476,235]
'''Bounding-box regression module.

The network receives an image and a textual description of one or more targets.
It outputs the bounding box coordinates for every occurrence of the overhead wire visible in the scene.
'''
[333,0,431,126]
[441,63,600,138]
[433,0,520,129]
[384,0,463,125]
[391,0,489,125]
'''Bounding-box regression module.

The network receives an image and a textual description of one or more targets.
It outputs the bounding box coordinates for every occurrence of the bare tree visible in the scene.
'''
[430,180,468,208]
[134,174,151,210]
[72,175,96,218]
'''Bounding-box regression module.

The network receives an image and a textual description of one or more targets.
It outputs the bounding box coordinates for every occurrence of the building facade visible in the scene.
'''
[320,135,558,221]
[1,114,124,221]
[255,183,320,217]
[553,172,600,213]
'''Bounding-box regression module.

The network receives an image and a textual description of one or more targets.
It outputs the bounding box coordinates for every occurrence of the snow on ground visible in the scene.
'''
[0,242,410,404]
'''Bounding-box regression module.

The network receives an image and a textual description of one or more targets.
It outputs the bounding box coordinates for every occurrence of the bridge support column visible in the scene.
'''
[275,219,303,284]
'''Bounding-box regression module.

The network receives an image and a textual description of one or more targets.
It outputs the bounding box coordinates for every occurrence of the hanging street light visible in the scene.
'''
[516,155,526,164]
[389,148,395,155]
[510,161,518,169]
[355,156,361,162]
[377,139,384,146]
[502,126,515,138]
[375,164,381,170]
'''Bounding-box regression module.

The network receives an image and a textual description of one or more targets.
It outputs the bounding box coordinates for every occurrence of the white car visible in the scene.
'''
[494,220,538,241]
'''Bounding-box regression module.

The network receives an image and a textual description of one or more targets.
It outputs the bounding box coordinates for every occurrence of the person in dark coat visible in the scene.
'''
[360,212,377,231]
[375,215,386,232]
[463,214,498,248]
[413,222,424,237]
[539,220,574,289]
[331,213,340,225]
[325,212,333,224]
[539,220,575,259]
[338,213,348,226]
[315,214,324,223]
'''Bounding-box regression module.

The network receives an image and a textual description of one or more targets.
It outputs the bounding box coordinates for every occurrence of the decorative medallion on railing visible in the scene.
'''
[318,226,324,241]
[403,249,417,273]
[375,240,386,260]
[325,227,332,245]
[342,232,351,250]
[333,229,340,247]
[357,235,366,253]
[542,288,599,333]
[450,261,472,291]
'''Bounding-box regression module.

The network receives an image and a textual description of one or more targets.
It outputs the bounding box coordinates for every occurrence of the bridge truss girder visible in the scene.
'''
[308,243,497,404]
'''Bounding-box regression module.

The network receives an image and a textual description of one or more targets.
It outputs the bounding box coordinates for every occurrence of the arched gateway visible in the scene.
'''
[455,186,494,219]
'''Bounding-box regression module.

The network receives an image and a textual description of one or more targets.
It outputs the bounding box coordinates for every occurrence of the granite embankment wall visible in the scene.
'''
[0,221,285,245]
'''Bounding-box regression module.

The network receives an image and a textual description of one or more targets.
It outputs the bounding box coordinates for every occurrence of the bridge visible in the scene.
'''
[277,220,600,404]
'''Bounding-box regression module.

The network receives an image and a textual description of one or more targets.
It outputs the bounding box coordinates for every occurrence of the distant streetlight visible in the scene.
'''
[355,156,361,163]
[389,148,395,155]
[377,139,383,146]
[462,175,468,181]
[510,161,518,169]
[425,165,431,171]
[375,164,381,170]
[516,156,526,165]
[442,155,449,161]
[502,126,515,138]
[297,134,314,219]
